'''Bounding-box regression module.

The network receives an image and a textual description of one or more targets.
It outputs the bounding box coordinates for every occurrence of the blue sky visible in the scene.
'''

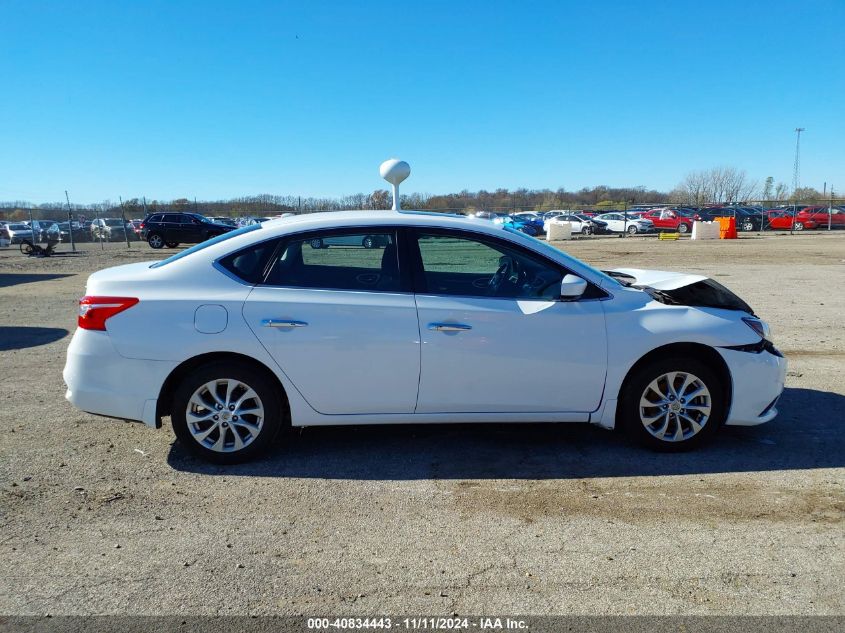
[1,0,843,203]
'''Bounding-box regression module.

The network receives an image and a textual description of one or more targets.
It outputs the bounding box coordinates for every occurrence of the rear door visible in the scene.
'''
[242,227,421,415]
[161,214,181,241]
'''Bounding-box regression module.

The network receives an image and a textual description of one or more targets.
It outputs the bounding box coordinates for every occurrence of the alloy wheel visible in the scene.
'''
[638,371,711,442]
[185,379,265,453]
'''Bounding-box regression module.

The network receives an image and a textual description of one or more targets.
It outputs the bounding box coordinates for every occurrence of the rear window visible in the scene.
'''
[150,224,262,269]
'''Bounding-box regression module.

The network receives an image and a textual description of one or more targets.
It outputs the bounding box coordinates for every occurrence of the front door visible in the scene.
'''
[242,228,420,415]
[410,230,608,414]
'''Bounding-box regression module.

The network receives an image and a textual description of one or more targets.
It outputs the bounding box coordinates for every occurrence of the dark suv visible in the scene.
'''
[140,213,235,249]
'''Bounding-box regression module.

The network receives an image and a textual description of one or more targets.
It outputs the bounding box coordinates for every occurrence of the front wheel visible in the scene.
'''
[309,238,323,249]
[171,361,285,464]
[620,356,725,451]
[741,221,755,232]
[677,223,690,234]
[148,233,165,249]
[793,222,804,231]
[20,241,34,256]
[362,236,375,249]
[626,225,638,234]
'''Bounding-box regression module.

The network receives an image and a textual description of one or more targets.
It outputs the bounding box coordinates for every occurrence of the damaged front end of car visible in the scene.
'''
[605,267,756,315]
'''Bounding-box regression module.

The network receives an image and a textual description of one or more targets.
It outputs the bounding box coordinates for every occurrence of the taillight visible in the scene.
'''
[78,296,139,331]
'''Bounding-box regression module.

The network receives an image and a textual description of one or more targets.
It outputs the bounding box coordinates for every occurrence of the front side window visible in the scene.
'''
[162,214,180,223]
[415,232,562,300]
[263,230,400,292]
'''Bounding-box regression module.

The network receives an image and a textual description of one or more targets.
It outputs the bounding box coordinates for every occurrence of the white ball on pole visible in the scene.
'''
[379,159,410,210]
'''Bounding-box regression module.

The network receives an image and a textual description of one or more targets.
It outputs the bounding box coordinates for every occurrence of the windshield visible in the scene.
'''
[503,226,622,288]
[150,224,261,268]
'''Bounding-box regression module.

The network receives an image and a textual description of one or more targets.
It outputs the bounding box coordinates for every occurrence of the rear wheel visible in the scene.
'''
[171,361,285,464]
[794,222,805,231]
[620,356,725,451]
[362,236,375,249]
[678,223,690,234]
[309,238,324,249]
[741,221,755,231]
[148,233,164,249]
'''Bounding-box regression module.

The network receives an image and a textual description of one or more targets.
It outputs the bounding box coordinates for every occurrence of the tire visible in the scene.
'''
[165,241,179,248]
[362,236,375,249]
[627,225,638,234]
[794,222,804,231]
[619,356,725,452]
[741,221,755,232]
[20,241,34,256]
[309,238,323,249]
[583,226,592,235]
[171,361,286,464]
[148,233,165,249]
[677,223,690,234]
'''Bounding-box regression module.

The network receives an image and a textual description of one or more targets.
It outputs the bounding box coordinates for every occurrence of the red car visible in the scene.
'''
[795,206,845,228]
[766,211,818,230]
[641,208,699,234]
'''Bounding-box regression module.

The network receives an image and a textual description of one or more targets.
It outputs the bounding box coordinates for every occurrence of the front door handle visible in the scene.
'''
[262,319,308,328]
[428,323,472,332]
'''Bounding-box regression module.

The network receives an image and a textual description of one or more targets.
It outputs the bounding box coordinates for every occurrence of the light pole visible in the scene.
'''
[791,127,805,234]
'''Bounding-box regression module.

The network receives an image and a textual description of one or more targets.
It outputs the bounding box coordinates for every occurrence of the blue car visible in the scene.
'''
[494,215,539,236]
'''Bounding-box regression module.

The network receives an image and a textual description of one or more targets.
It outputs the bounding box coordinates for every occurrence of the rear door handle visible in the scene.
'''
[428,323,472,332]
[262,319,308,328]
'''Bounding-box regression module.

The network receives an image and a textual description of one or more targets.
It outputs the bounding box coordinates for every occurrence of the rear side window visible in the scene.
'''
[148,215,162,223]
[150,224,262,269]
[263,231,400,292]
[217,238,281,284]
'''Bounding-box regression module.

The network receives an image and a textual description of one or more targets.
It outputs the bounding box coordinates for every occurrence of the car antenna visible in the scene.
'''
[379,158,410,211]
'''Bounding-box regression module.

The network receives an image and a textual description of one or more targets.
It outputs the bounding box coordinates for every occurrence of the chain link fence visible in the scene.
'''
[1,197,843,253]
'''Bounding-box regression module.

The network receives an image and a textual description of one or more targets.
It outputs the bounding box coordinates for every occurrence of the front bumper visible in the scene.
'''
[718,347,787,426]
[63,328,177,427]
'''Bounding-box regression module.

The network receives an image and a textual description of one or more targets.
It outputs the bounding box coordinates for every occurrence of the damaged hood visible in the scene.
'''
[606,267,755,315]
[607,267,707,290]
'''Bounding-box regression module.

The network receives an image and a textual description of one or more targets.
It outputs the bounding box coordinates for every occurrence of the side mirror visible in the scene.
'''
[560,274,588,300]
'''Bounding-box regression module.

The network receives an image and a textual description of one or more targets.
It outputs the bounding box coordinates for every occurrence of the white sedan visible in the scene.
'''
[64,210,785,463]
[593,212,654,234]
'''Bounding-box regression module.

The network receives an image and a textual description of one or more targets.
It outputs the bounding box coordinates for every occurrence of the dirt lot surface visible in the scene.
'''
[0,232,843,616]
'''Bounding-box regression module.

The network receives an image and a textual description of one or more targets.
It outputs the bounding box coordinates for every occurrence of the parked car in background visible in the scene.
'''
[641,208,699,234]
[0,223,10,246]
[699,207,767,232]
[795,206,845,228]
[543,213,601,235]
[208,216,239,227]
[5,223,36,244]
[49,221,90,242]
[63,210,786,463]
[492,214,540,236]
[141,212,236,249]
[308,233,391,249]
[511,212,546,234]
[593,212,654,234]
[91,218,132,241]
[765,211,817,231]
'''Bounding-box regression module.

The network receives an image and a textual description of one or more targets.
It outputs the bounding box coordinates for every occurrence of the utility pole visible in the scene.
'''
[791,127,805,234]
[64,190,76,252]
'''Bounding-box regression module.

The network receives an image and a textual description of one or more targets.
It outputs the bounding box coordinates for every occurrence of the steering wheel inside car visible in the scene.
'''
[487,255,525,296]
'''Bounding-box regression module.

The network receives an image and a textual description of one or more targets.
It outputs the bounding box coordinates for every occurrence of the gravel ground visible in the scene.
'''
[0,232,843,616]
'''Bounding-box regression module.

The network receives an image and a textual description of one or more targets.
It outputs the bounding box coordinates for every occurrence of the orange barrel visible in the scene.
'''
[717,217,737,239]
